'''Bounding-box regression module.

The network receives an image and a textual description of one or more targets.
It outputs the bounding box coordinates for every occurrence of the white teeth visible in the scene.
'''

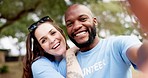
[52,43,60,49]
[76,32,86,36]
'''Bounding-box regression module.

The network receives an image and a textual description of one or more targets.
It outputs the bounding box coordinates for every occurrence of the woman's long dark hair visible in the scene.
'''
[22,20,69,78]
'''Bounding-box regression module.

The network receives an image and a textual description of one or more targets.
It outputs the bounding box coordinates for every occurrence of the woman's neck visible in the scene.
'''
[55,56,63,61]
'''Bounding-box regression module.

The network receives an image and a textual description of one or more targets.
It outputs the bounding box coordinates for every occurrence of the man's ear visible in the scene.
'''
[93,17,98,26]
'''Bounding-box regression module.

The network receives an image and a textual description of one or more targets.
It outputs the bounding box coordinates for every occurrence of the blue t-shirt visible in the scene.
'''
[31,56,64,78]
[58,36,142,78]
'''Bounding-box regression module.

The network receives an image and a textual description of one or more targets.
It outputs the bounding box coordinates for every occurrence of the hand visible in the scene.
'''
[127,0,148,33]
[63,46,79,58]
[67,46,79,54]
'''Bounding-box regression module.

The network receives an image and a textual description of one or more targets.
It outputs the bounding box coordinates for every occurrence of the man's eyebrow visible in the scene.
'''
[66,20,70,23]
[79,14,88,18]
[66,15,87,23]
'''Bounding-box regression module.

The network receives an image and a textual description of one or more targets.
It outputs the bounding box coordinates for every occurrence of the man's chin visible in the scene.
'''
[75,40,87,44]
[75,41,91,48]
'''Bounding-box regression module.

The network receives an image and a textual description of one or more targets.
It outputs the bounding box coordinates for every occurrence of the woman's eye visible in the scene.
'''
[41,39,46,44]
[41,40,45,44]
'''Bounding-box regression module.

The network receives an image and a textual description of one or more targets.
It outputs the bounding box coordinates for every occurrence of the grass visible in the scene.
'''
[0,62,145,78]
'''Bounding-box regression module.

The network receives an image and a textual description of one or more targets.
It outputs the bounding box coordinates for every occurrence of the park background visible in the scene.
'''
[0,0,145,78]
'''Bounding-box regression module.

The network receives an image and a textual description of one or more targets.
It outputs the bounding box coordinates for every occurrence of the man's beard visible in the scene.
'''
[68,25,96,48]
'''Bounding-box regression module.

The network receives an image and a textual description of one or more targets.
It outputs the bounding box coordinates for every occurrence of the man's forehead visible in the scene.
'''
[65,4,93,17]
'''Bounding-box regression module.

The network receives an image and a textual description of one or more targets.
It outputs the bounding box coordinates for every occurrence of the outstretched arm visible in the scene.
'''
[66,47,84,78]
[137,39,148,72]
[127,0,148,77]
[127,39,148,72]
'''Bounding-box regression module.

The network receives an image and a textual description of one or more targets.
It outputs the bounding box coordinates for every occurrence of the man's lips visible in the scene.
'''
[75,31,86,37]
[72,30,87,37]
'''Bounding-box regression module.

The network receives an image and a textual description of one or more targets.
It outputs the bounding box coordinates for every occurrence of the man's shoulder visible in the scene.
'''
[105,35,138,41]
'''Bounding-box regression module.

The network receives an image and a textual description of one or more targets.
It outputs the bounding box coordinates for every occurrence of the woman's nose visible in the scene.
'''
[48,35,55,44]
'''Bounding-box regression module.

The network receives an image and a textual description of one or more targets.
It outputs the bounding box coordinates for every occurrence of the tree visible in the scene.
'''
[0,0,68,57]
[0,0,68,37]
[0,0,141,56]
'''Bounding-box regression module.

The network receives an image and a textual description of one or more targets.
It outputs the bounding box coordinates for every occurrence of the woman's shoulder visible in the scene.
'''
[31,56,63,78]
[32,56,53,67]
[31,56,56,72]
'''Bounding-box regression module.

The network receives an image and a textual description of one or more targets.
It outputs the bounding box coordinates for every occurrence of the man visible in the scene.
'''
[58,4,148,78]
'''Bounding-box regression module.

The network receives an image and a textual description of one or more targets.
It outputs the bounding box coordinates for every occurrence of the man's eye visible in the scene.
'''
[80,18,87,22]
[66,22,73,27]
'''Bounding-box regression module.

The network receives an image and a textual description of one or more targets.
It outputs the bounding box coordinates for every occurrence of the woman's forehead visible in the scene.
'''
[35,22,56,36]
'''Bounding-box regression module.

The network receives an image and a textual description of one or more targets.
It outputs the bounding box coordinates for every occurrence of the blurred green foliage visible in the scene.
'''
[0,0,141,42]
[0,65,9,73]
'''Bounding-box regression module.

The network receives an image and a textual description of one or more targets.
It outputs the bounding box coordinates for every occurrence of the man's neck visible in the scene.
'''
[80,36,99,52]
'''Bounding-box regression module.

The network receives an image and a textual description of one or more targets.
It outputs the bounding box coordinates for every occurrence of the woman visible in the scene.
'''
[22,16,83,78]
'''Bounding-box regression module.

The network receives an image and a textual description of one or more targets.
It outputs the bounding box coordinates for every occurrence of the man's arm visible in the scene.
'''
[137,40,148,72]
[126,40,148,70]
[66,47,84,78]
[127,1,148,77]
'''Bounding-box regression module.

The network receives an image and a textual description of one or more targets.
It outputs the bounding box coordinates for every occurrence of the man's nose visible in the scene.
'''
[73,21,82,31]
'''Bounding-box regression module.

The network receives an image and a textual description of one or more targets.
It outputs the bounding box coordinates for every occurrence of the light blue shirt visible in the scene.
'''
[58,36,142,78]
[32,56,64,78]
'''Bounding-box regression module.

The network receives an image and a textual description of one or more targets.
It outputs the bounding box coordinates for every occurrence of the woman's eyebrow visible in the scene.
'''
[39,29,53,42]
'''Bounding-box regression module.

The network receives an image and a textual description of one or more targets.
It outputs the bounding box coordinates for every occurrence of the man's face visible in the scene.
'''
[65,5,97,48]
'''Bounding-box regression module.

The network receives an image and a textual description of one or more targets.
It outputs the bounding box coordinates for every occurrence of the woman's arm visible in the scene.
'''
[66,47,84,78]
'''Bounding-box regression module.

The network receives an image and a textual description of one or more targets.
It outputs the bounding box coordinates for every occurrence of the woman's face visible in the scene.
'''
[34,22,66,57]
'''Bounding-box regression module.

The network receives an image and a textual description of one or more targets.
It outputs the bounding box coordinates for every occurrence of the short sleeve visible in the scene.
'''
[115,36,142,66]
[31,57,64,78]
